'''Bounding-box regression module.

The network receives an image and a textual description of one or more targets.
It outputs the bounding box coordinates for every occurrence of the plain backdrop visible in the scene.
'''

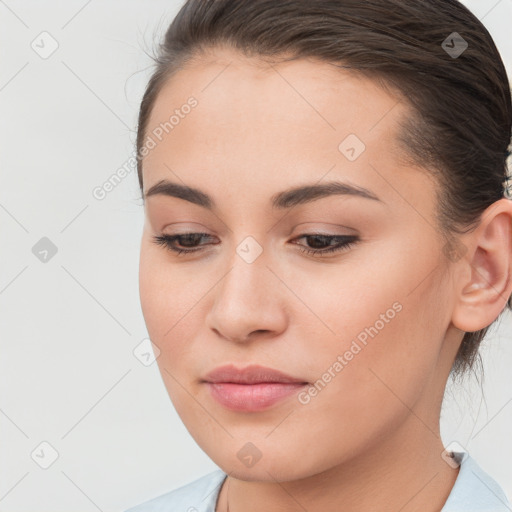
[1,1,512,510]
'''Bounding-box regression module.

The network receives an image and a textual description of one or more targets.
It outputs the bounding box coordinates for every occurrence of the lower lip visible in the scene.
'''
[205,382,308,411]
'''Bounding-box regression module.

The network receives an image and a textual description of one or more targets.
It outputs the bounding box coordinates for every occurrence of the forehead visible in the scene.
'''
[142,46,432,212]
[146,46,407,141]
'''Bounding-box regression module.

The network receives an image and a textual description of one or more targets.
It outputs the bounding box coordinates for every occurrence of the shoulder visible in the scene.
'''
[442,451,511,512]
[124,469,227,512]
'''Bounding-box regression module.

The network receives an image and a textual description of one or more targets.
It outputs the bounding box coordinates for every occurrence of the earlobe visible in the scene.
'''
[451,200,512,333]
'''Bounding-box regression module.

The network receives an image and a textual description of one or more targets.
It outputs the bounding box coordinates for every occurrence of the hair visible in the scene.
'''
[135,0,512,384]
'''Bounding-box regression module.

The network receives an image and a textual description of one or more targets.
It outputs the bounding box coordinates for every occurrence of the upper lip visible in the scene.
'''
[202,364,308,384]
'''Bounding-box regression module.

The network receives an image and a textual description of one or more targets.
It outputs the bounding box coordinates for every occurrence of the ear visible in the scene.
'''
[451,198,512,333]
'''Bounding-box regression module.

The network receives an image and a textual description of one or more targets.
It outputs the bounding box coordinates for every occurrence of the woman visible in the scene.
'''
[127,0,512,510]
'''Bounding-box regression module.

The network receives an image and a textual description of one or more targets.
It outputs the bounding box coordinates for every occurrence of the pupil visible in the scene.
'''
[181,234,202,247]
[309,235,329,249]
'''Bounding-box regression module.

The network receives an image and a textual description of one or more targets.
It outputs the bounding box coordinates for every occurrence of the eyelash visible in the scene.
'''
[151,232,358,257]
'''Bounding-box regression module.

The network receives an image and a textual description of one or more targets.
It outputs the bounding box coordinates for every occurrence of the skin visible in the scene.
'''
[138,46,512,512]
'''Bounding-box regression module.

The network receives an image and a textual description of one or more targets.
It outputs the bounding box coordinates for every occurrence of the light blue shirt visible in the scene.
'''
[125,451,511,512]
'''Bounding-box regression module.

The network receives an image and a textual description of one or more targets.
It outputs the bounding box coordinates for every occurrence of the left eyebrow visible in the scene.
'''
[144,179,383,210]
[270,181,383,208]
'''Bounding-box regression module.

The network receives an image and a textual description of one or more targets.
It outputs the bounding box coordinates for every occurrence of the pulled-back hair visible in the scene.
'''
[136,0,512,383]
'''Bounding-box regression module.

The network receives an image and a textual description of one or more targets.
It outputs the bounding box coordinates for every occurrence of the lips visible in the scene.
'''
[202,364,309,412]
[202,364,308,385]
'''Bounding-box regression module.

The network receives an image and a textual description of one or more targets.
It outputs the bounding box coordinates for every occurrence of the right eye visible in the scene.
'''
[151,233,217,255]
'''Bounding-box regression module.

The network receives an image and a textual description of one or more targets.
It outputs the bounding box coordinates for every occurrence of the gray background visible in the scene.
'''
[1,0,511,510]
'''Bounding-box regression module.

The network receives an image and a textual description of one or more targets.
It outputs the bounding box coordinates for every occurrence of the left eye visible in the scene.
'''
[292,234,358,256]
[151,232,359,257]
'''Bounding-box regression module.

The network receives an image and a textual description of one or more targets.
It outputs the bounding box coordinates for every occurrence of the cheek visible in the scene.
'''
[139,239,193,334]
[138,252,201,419]
[138,243,187,356]
[307,242,446,406]
[138,241,211,374]
[138,244,165,339]
[280,258,446,463]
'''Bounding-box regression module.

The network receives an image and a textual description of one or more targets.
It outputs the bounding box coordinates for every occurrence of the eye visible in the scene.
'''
[151,233,216,255]
[291,233,359,257]
[151,232,358,257]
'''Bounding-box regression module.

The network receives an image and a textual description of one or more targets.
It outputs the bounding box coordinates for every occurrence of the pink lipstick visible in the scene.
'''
[202,364,308,412]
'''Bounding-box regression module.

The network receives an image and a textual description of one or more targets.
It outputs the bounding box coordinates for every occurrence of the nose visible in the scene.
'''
[205,253,288,344]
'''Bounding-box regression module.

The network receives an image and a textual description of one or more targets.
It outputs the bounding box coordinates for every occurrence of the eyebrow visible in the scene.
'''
[144,179,383,209]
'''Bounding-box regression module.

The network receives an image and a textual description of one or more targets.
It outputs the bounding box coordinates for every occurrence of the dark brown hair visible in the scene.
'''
[135,0,512,383]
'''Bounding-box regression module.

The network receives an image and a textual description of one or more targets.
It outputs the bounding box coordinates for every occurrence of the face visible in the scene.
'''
[138,47,459,480]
